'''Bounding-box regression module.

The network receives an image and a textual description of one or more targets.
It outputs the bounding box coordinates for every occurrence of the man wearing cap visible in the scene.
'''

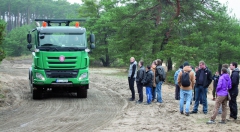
[177,61,195,116]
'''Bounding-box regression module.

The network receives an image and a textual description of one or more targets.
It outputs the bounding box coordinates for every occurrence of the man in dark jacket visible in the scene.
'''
[191,61,212,114]
[212,71,219,101]
[136,60,145,104]
[229,62,239,120]
[142,65,153,105]
[128,57,137,101]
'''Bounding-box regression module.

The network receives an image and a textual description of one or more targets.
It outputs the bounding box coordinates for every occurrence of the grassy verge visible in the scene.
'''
[5,55,31,61]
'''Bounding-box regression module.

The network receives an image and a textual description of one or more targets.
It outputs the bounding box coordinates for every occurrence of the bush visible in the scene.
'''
[165,70,176,85]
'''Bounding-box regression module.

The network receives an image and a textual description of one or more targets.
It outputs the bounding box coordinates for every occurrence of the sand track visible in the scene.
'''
[0,60,126,132]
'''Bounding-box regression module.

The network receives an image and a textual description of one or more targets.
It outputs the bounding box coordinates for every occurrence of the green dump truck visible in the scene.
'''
[27,19,95,99]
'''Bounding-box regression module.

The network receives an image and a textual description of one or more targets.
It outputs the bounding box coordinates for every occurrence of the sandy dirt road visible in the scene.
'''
[1,59,240,132]
[0,59,126,132]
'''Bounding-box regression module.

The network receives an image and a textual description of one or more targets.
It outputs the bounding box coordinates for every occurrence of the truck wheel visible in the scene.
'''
[33,87,42,99]
[77,87,87,98]
[29,76,33,93]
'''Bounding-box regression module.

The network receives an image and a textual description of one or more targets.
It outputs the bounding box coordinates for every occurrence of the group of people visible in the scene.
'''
[128,57,165,105]
[174,61,239,124]
[128,57,239,124]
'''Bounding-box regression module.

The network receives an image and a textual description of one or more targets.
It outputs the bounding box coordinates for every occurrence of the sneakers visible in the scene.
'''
[190,111,197,114]
[219,120,226,124]
[185,112,190,116]
[136,100,142,104]
[206,120,216,124]
[129,98,135,101]
[180,111,184,114]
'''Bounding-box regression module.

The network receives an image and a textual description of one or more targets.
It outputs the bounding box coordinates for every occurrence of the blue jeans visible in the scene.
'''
[156,81,163,103]
[193,85,208,113]
[146,87,152,104]
[180,89,192,113]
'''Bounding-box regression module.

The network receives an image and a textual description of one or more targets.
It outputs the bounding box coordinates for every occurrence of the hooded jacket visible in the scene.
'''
[217,73,232,96]
[128,61,137,78]
[177,66,195,90]
[229,68,239,94]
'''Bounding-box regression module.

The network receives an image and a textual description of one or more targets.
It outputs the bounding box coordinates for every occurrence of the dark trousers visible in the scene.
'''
[175,84,180,100]
[212,86,216,98]
[137,82,143,102]
[128,77,135,99]
[229,94,238,119]
[152,87,156,101]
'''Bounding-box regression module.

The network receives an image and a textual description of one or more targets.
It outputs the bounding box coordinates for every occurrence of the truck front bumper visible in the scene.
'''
[32,69,89,87]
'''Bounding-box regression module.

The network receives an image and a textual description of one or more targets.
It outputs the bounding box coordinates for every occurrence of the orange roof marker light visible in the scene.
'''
[75,22,80,28]
[42,21,47,27]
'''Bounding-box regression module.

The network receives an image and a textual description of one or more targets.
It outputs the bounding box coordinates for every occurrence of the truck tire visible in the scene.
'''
[33,87,42,99]
[29,76,33,93]
[77,87,87,98]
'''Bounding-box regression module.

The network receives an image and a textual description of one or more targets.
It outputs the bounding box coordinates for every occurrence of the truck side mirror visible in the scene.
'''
[90,44,95,49]
[27,33,32,43]
[90,34,95,43]
[27,44,32,50]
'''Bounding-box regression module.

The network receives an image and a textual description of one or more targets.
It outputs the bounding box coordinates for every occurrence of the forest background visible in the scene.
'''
[0,0,240,84]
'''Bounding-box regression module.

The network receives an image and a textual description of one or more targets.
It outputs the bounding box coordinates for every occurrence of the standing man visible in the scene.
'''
[128,57,137,101]
[136,60,145,104]
[155,59,166,103]
[174,65,183,100]
[143,65,154,105]
[212,71,219,101]
[178,61,195,116]
[151,60,157,102]
[229,62,239,120]
[191,61,212,114]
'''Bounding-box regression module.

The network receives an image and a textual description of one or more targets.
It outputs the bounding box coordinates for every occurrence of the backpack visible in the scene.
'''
[156,66,165,81]
[181,70,191,87]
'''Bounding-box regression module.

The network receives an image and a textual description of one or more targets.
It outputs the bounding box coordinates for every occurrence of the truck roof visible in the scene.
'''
[37,26,86,34]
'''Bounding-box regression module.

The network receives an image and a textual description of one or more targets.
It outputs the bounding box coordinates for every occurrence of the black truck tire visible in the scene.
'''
[77,87,87,98]
[33,87,42,99]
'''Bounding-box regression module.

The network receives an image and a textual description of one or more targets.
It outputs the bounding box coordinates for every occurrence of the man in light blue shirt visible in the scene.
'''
[174,65,183,100]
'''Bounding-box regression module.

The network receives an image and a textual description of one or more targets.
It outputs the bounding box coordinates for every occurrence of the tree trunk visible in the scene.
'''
[167,57,172,71]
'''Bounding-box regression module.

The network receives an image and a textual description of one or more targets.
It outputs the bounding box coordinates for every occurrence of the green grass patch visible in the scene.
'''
[102,72,127,78]
[196,118,209,124]
[0,93,5,99]
[5,55,32,61]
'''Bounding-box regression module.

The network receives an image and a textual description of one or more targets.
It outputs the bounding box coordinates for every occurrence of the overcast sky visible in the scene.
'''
[67,0,240,19]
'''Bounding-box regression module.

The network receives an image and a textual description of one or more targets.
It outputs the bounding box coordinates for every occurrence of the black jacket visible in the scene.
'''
[212,75,219,88]
[229,68,239,95]
[196,67,212,88]
[142,69,153,87]
[136,66,145,83]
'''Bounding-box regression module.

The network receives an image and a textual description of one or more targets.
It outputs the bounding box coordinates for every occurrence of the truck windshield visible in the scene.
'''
[39,33,86,47]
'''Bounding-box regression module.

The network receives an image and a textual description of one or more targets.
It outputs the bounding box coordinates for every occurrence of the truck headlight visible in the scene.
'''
[79,73,88,80]
[36,73,45,81]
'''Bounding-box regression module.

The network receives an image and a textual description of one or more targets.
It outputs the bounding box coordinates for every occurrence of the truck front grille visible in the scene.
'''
[45,69,79,78]
[47,56,77,68]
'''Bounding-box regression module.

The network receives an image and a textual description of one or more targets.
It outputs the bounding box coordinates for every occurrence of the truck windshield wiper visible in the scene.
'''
[41,43,60,47]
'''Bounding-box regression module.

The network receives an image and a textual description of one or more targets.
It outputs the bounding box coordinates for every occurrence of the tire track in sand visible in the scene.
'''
[0,60,127,132]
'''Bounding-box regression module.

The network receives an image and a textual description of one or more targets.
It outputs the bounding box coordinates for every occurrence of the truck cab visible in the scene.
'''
[27,19,95,99]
